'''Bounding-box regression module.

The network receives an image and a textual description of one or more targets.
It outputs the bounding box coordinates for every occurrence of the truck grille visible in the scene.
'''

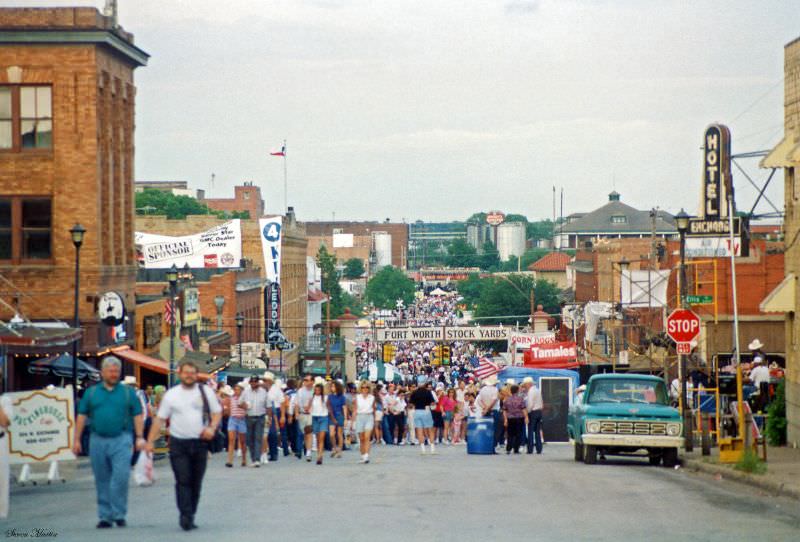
[598,421,667,436]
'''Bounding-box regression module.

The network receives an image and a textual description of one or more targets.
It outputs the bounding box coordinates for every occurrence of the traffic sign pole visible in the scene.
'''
[667,308,700,452]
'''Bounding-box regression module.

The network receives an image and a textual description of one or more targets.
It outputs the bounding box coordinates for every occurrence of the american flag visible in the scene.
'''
[164,299,175,325]
[474,357,499,380]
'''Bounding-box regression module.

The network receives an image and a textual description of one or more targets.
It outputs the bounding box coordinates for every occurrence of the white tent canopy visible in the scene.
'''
[429,288,447,296]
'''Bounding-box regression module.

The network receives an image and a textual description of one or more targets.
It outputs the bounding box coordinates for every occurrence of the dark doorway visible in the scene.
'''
[540,377,571,442]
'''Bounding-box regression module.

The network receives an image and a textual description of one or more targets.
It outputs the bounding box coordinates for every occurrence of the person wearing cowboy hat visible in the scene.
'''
[238,375,269,468]
[263,371,285,463]
[521,376,543,455]
[476,375,502,453]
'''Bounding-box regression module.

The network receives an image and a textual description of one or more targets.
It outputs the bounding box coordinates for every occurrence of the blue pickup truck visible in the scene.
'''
[568,374,683,467]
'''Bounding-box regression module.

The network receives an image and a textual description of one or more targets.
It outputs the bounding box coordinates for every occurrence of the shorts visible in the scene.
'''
[444,411,454,423]
[414,409,434,429]
[355,413,374,433]
[432,410,444,428]
[312,416,329,433]
[298,414,312,430]
[375,410,384,422]
[228,417,247,434]
[332,413,345,427]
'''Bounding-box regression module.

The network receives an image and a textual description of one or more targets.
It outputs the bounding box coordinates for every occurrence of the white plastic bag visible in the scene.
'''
[133,451,155,487]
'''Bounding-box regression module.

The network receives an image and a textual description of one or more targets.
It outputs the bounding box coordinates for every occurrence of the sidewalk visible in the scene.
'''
[682,445,800,501]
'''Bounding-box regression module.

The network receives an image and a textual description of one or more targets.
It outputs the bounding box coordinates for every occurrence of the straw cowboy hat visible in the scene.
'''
[522,376,534,385]
[748,339,764,351]
[505,378,515,386]
[262,371,275,381]
[483,375,498,386]
[314,376,325,385]
[122,376,137,386]
[221,385,234,396]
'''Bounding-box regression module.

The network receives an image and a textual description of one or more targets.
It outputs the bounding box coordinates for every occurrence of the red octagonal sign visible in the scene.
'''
[666,309,701,344]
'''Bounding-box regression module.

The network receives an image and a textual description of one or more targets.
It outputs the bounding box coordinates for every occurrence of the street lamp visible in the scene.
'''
[236,313,245,367]
[69,224,86,409]
[675,208,693,451]
[166,264,178,388]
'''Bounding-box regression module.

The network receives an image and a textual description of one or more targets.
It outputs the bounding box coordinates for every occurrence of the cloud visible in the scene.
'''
[504,0,540,15]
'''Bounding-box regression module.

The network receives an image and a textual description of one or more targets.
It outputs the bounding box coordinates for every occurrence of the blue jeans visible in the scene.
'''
[245,415,265,462]
[385,413,396,445]
[279,408,290,456]
[268,408,279,461]
[381,413,392,444]
[491,410,503,449]
[89,432,133,521]
[527,410,543,454]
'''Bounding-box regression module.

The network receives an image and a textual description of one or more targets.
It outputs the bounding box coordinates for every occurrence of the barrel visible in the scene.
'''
[466,416,495,455]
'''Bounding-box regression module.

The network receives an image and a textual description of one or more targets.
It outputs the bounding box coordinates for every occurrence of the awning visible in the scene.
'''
[760,134,800,169]
[760,273,796,313]
[111,346,169,375]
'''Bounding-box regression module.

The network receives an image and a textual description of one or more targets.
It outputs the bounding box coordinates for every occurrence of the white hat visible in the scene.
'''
[122,376,137,386]
[484,375,498,386]
[314,376,325,385]
[748,339,764,351]
[221,385,234,396]
[234,381,245,389]
[262,371,275,381]
[505,378,515,385]
[522,376,534,385]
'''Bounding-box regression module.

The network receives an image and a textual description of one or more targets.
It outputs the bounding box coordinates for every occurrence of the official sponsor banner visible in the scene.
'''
[265,283,283,346]
[523,341,579,368]
[376,326,511,342]
[135,220,241,269]
[259,217,283,284]
[8,388,75,464]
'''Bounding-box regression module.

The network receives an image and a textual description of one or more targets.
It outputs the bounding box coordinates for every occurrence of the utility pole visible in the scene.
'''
[325,297,331,378]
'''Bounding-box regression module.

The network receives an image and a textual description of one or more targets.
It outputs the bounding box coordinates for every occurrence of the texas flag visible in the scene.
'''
[270,144,285,157]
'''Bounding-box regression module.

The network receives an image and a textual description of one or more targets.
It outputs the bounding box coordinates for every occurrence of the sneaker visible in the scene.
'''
[251,463,261,468]
[260,453,267,463]
[236,449,242,458]
[306,453,312,462]
[114,520,126,528]
[179,516,193,531]
[96,521,113,529]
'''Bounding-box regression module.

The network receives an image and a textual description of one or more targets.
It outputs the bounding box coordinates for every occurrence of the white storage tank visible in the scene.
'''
[496,222,526,261]
[373,231,392,269]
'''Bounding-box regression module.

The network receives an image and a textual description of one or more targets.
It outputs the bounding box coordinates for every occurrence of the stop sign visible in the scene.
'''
[666,309,701,343]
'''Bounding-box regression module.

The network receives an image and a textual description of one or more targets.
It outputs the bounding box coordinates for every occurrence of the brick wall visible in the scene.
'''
[0,8,144,354]
[201,184,264,219]
[302,221,409,268]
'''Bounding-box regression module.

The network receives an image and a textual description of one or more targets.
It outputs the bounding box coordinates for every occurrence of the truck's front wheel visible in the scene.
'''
[662,448,678,468]
[574,442,584,462]
[584,445,598,465]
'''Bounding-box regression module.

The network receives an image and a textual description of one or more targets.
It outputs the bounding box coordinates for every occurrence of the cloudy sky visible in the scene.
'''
[14,0,799,222]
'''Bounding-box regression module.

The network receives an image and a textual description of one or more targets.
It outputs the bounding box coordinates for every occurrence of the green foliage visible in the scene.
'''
[446,238,480,268]
[365,266,416,310]
[480,240,500,270]
[135,189,250,220]
[527,220,555,242]
[466,212,488,224]
[460,274,561,326]
[317,245,347,318]
[765,379,787,446]
[343,258,366,279]
[734,448,767,475]
[497,248,553,273]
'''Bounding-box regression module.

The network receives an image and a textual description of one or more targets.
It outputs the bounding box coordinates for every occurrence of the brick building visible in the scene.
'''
[199,182,264,219]
[0,7,148,382]
[761,35,800,445]
[303,221,409,270]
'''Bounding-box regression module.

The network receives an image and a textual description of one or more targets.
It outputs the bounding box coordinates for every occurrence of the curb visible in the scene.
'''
[682,458,800,501]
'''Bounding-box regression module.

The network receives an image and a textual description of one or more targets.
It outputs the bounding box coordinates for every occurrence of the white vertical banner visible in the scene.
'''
[259,217,283,284]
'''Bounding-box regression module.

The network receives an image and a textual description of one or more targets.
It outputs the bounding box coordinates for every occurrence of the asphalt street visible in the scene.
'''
[2,443,799,542]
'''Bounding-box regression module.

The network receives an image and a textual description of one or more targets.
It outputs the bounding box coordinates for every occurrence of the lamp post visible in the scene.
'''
[675,208,693,451]
[166,264,178,388]
[69,224,86,408]
[236,313,245,368]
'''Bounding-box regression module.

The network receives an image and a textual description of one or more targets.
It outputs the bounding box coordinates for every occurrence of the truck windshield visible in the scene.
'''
[587,379,669,405]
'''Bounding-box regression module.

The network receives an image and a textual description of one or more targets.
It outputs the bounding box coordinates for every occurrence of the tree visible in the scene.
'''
[135,189,251,220]
[461,274,561,326]
[343,258,366,279]
[365,266,416,310]
[480,240,500,271]
[527,220,555,243]
[446,238,479,268]
[317,245,347,318]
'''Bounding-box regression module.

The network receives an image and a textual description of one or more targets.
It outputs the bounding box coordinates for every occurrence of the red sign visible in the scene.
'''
[486,211,505,226]
[666,309,701,344]
[523,341,579,368]
[676,343,691,355]
[203,254,218,268]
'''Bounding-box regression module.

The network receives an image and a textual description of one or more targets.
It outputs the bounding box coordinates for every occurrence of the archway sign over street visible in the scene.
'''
[666,309,701,354]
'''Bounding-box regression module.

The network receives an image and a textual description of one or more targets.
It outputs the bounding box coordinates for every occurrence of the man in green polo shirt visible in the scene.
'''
[73,356,144,529]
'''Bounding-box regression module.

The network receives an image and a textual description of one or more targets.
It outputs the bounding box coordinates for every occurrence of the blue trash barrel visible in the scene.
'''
[467,416,495,454]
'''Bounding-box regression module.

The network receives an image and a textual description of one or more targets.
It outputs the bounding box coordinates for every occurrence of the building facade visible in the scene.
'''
[761,36,800,446]
[199,182,264,219]
[0,8,148,377]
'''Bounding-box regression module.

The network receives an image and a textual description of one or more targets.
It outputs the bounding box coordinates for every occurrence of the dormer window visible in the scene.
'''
[611,215,627,224]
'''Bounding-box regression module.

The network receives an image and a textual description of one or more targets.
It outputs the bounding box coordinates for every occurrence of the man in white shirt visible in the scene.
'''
[295,375,315,461]
[476,376,501,453]
[522,377,544,455]
[264,372,284,462]
[238,375,270,467]
[146,361,221,531]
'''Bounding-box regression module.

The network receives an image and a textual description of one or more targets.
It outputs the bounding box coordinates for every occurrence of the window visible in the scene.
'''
[0,197,52,262]
[0,85,53,151]
[611,215,627,224]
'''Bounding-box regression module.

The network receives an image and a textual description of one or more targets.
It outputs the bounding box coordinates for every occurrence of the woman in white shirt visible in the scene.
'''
[310,384,329,465]
[354,381,375,464]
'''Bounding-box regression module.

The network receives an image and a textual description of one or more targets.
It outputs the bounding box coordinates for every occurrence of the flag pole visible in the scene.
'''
[283,139,288,213]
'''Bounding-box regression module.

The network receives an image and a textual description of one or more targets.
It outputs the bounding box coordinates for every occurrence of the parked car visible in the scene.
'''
[568,374,682,467]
